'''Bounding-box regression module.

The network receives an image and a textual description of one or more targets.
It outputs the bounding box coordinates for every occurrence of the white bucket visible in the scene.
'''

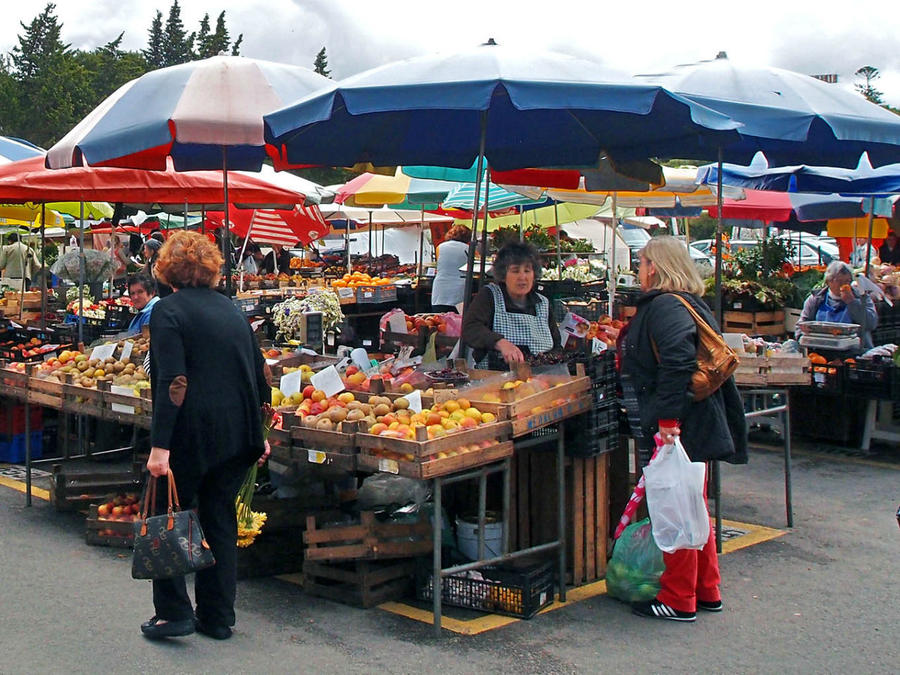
[455,514,503,561]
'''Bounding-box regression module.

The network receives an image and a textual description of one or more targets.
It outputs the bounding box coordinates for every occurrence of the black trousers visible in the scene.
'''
[150,454,250,627]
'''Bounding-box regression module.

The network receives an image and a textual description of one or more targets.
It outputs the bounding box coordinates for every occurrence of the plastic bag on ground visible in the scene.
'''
[606,518,664,603]
[643,436,709,553]
[356,473,430,512]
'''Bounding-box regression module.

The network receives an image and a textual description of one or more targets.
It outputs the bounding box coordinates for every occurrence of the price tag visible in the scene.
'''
[279,369,303,397]
[110,385,136,414]
[337,287,355,300]
[120,340,134,362]
[362,290,374,299]
[388,313,408,334]
[404,389,423,413]
[433,388,459,403]
[307,449,326,464]
[310,365,345,398]
[89,343,117,361]
[378,458,399,474]
[591,338,608,355]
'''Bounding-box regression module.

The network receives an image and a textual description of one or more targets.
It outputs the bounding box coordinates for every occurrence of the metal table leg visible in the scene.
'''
[557,421,567,603]
[432,476,442,637]
[24,397,32,507]
[783,391,793,528]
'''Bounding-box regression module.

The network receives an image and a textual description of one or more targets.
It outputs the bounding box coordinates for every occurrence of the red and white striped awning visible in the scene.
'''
[206,203,330,246]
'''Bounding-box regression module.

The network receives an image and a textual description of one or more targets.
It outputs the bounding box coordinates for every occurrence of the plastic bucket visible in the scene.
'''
[455,513,503,561]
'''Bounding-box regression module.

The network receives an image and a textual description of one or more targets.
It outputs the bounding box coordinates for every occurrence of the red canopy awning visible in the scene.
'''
[0,156,306,208]
[706,190,794,222]
[205,204,329,246]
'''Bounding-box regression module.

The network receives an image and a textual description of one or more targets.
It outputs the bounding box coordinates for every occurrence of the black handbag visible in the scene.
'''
[131,471,216,580]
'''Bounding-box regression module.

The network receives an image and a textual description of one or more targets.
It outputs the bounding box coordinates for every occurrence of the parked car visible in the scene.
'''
[690,237,838,267]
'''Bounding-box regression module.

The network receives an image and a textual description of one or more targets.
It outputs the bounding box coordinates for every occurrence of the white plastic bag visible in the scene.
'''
[642,436,709,553]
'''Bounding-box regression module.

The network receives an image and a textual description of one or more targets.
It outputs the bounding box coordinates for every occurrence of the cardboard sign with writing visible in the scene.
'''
[90,343,117,362]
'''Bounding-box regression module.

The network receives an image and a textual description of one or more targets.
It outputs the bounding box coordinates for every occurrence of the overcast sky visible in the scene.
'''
[2,0,898,107]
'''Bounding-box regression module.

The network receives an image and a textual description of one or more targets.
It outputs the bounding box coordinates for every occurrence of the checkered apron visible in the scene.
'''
[477,283,554,368]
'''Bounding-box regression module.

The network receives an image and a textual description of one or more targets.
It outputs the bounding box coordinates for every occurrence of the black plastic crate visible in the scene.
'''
[416,558,555,619]
[843,359,897,401]
[566,403,620,457]
[103,305,135,331]
[810,364,843,394]
[569,350,617,404]
[554,296,605,323]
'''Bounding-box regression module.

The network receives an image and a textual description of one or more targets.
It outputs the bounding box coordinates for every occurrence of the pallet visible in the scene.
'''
[304,511,432,562]
[302,558,416,608]
[49,462,143,512]
[723,310,785,336]
[508,445,610,586]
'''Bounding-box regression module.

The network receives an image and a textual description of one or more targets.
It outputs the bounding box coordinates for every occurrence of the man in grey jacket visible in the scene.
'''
[0,233,41,288]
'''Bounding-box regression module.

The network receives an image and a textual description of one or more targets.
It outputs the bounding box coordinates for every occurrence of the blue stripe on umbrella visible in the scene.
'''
[0,136,44,163]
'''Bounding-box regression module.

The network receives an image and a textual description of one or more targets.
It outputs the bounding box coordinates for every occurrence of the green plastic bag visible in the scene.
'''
[606,518,664,603]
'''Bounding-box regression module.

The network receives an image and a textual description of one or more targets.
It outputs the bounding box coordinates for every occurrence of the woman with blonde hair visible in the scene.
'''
[606,236,746,622]
[141,231,270,641]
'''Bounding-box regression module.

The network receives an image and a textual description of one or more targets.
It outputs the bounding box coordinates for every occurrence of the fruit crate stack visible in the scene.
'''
[84,493,141,548]
[843,358,898,401]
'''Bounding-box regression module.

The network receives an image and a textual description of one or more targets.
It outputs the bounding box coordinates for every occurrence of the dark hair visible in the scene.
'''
[149,231,165,243]
[7,233,19,243]
[492,242,542,283]
[126,274,156,295]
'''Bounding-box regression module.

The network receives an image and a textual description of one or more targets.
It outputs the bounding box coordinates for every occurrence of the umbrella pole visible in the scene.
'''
[461,113,488,320]
[201,206,206,235]
[368,214,373,257]
[479,169,491,282]
[608,193,617,314]
[237,220,254,294]
[554,200,561,275]
[864,197,876,276]
[714,148,724,328]
[40,204,46,331]
[519,207,524,242]
[78,201,85,346]
[222,148,233,296]
[184,200,188,230]
[418,206,426,278]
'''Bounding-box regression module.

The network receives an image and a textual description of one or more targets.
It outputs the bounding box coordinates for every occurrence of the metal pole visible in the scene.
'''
[40,204,46,331]
[554,200,562,275]
[184,200,189,230]
[557,422,567,602]
[479,169,491,282]
[608,192,618,313]
[418,206,426,278]
[222,148,233,296]
[784,390,793,527]
[24,383,31,507]
[201,206,206,235]
[78,202,85,345]
[502,456,511,554]
[461,113,488,317]
[714,460,722,553]
[432,477,443,636]
[519,206,524,242]
[714,147,724,328]
[478,469,487,561]
[864,197,876,277]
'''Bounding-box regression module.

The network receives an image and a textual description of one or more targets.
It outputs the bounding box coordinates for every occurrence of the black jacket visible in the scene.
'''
[620,290,747,464]
[149,287,270,480]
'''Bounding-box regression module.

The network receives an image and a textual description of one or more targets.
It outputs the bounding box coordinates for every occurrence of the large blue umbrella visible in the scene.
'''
[637,53,900,169]
[698,153,900,196]
[264,41,740,172]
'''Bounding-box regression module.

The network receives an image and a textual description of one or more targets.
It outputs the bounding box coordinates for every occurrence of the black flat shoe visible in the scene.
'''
[141,616,195,640]
[195,620,232,640]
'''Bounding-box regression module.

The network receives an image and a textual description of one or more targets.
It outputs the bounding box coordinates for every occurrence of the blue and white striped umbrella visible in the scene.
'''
[0,136,43,164]
[442,179,545,211]
[47,55,331,172]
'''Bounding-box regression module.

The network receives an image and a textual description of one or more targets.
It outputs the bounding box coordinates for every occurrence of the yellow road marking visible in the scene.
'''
[0,474,49,501]
[379,520,784,635]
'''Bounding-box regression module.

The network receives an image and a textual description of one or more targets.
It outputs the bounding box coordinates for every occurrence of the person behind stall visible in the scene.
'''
[271,243,292,274]
[878,231,900,266]
[431,224,471,312]
[796,260,878,350]
[601,236,747,622]
[461,241,561,367]
[0,233,42,288]
[239,241,265,274]
[142,238,173,298]
[126,274,158,334]
[141,231,270,641]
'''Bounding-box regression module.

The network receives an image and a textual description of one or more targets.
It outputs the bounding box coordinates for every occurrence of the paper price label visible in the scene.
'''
[110,385,136,414]
[362,291,374,299]
[378,458,399,474]
[337,287,355,299]
[120,340,134,362]
[307,449,326,464]
[404,389,423,413]
[280,369,303,397]
[89,343,117,361]
[310,365,345,398]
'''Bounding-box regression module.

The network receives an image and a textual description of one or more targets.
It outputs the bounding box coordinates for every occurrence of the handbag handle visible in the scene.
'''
[138,469,184,536]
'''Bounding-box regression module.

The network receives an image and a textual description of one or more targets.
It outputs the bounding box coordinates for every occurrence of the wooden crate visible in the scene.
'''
[734,353,811,386]
[723,310,786,336]
[85,503,136,548]
[508,445,609,586]
[49,462,143,512]
[304,510,432,562]
[356,422,513,479]
[26,373,65,410]
[302,558,416,608]
[291,420,360,472]
[98,382,152,429]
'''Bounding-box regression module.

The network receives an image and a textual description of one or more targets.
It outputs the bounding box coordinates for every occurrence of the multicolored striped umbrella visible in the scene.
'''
[334,169,452,209]
[47,55,331,171]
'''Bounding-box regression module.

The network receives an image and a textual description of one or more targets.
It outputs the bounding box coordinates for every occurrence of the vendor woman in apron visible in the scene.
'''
[462,242,561,368]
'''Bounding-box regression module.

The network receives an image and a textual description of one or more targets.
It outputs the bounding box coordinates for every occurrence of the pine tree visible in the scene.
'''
[854,65,884,105]
[313,47,331,78]
[8,3,90,146]
[143,10,165,69]
[207,11,231,56]
[75,34,147,104]
[194,13,212,59]
[161,0,193,67]
[0,56,22,137]
[230,34,243,56]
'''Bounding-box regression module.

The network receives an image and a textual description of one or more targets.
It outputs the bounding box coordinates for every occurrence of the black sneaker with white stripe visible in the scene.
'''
[631,599,696,622]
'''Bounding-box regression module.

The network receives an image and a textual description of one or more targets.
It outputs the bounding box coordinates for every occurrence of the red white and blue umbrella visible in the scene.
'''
[47,55,331,172]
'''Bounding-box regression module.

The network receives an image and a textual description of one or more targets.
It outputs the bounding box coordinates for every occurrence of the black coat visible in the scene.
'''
[149,287,270,480]
[620,290,747,464]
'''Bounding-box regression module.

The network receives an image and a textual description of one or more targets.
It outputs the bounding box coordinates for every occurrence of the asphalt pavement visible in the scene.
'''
[0,446,897,674]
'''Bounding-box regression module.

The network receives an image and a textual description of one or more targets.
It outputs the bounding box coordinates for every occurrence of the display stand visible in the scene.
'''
[860,399,900,452]
[740,387,793,528]
[430,422,567,636]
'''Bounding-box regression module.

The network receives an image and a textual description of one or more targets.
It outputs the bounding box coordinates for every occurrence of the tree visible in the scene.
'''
[193,13,212,59]
[143,10,165,69]
[854,65,883,105]
[161,0,193,67]
[7,3,90,147]
[313,47,331,78]
[0,56,23,137]
[75,34,147,106]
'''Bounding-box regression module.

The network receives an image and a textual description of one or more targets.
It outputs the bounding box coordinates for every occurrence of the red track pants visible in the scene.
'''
[655,479,720,613]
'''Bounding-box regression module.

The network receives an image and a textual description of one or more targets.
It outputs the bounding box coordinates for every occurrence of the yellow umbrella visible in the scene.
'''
[454,202,602,231]
[826,217,890,239]
[0,204,65,227]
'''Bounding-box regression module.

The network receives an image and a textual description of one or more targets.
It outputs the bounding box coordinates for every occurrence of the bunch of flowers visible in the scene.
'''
[235,403,279,548]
